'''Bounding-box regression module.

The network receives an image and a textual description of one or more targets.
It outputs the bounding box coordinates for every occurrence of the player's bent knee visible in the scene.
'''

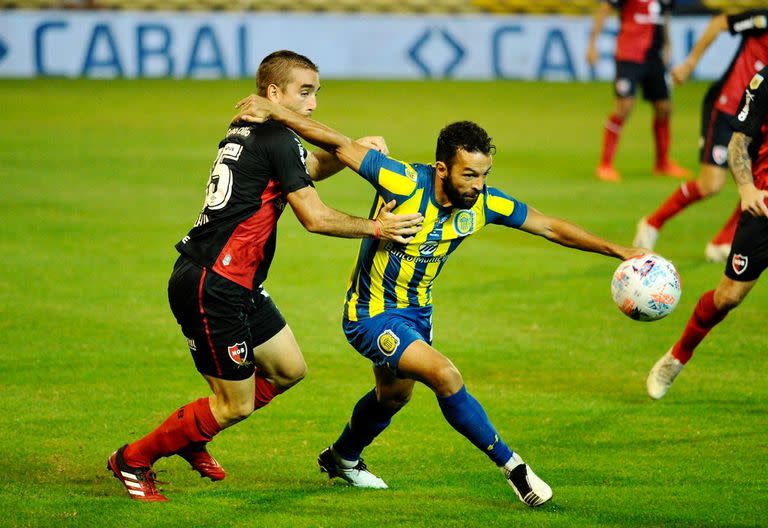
[714,283,749,312]
[698,180,724,196]
[430,363,464,397]
[714,291,743,312]
[214,398,255,425]
[272,361,307,391]
[698,171,727,196]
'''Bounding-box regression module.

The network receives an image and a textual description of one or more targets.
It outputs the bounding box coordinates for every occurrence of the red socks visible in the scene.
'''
[647,181,702,229]
[600,113,624,167]
[124,397,221,468]
[671,290,729,364]
[711,203,741,245]
[123,374,283,468]
[654,116,670,168]
[254,373,283,410]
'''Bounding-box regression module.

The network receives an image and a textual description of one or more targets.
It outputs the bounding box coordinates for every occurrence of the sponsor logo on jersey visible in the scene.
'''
[384,241,448,264]
[227,341,248,365]
[221,142,243,161]
[634,1,665,25]
[453,209,475,236]
[227,126,251,138]
[222,254,232,266]
[419,240,439,256]
[712,145,728,166]
[734,18,757,33]
[377,330,400,356]
[732,254,749,275]
[749,73,764,90]
[187,337,197,351]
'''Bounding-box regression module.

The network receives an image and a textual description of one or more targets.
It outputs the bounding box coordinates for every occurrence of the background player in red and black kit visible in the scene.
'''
[587,0,690,182]
[107,50,423,501]
[647,66,768,400]
[634,10,768,263]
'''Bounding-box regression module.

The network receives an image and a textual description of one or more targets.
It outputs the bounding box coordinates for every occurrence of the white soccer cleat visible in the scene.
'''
[647,349,685,400]
[633,217,659,250]
[317,447,388,489]
[705,243,731,263]
[501,453,553,507]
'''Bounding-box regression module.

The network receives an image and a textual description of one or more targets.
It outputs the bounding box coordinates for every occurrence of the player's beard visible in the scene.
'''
[444,175,479,209]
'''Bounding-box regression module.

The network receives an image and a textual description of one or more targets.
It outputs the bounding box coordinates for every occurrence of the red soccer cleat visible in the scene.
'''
[596,164,621,182]
[178,443,226,481]
[653,161,691,178]
[107,445,168,501]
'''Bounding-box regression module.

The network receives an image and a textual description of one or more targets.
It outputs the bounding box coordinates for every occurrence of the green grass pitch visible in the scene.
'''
[0,79,765,528]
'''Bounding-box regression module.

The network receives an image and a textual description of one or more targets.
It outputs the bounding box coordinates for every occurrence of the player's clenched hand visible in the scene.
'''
[232,94,273,124]
[375,200,423,244]
[738,185,768,218]
[355,136,389,156]
[671,61,693,86]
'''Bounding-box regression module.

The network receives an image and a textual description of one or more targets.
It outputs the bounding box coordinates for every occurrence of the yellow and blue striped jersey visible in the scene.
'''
[344,149,528,321]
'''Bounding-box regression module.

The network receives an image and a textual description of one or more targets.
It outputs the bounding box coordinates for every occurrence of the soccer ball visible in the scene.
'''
[611,255,681,321]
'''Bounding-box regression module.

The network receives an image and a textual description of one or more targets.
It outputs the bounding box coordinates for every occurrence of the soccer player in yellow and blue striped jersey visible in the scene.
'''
[344,146,527,323]
[234,96,646,507]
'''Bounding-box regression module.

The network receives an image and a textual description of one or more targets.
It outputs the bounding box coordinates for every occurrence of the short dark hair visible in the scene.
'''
[435,121,496,168]
[256,50,319,96]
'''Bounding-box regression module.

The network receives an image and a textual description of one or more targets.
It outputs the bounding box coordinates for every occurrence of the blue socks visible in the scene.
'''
[333,389,398,461]
[438,385,513,466]
[333,385,513,467]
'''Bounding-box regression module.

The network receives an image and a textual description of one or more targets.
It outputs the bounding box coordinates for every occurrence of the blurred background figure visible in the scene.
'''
[588,0,691,182]
[634,9,768,262]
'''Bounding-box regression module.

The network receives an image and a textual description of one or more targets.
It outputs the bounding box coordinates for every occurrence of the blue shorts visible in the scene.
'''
[343,306,433,372]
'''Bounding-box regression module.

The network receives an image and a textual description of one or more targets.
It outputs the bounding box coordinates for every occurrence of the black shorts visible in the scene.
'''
[167,255,286,380]
[699,84,733,167]
[614,57,669,102]
[725,212,768,282]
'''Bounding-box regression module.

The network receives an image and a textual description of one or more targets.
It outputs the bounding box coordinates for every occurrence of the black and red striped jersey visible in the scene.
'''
[608,0,673,63]
[731,67,768,191]
[714,11,768,116]
[176,120,313,290]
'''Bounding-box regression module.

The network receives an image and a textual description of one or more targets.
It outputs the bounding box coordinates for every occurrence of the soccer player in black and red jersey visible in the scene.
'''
[634,10,768,263]
[106,50,423,501]
[587,0,690,182]
[647,66,768,399]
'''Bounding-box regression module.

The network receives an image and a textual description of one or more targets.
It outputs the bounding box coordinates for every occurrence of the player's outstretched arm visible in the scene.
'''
[286,186,422,243]
[307,136,389,182]
[233,94,370,174]
[729,132,768,217]
[671,14,727,85]
[519,206,646,259]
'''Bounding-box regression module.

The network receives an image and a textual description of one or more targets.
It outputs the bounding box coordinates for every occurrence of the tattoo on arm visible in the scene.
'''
[729,132,754,186]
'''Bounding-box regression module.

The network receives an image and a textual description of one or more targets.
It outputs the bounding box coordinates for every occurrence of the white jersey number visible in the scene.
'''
[203,143,243,211]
